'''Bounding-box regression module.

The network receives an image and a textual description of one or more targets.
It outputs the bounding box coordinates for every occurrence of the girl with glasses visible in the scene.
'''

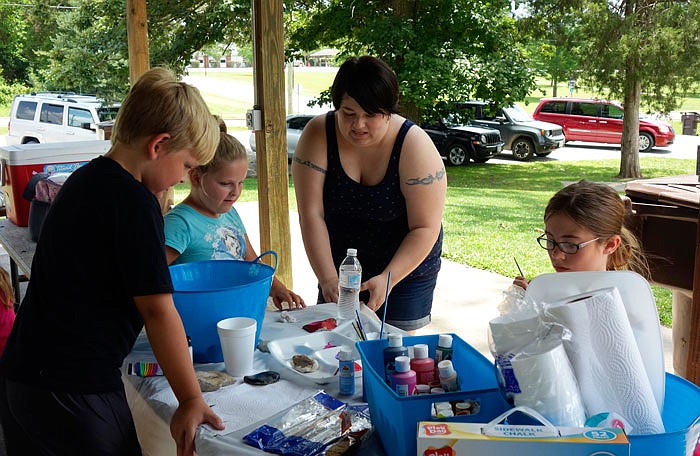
[514,179,650,290]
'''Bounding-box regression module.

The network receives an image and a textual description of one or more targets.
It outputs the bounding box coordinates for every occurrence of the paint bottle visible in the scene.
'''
[338,347,355,396]
[438,359,460,392]
[410,344,435,385]
[415,384,431,395]
[435,334,453,364]
[390,356,416,397]
[383,334,408,385]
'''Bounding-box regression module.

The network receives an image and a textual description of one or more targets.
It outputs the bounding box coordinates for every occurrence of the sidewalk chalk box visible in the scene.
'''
[417,421,630,455]
[356,334,512,456]
[0,140,109,226]
[357,335,700,456]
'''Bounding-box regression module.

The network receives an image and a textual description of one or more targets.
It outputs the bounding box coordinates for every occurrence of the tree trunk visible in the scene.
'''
[552,78,558,97]
[619,1,642,179]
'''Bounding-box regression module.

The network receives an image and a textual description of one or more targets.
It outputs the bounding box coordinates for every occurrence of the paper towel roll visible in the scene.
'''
[544,287,664,434]
[511,338,586,427]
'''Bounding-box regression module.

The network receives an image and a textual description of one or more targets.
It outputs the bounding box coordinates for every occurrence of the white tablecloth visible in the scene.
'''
[122,303,395,456]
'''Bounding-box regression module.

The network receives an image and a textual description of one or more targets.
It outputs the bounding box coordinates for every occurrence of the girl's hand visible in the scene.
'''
[513,276,529,290]
[270,280,306,310]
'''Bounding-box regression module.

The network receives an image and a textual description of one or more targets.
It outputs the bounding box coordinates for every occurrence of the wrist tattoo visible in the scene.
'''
[406,167,446,185]
[293,156,327,174]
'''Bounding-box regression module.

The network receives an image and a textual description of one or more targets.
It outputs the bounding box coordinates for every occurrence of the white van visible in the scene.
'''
[7,93,120,145]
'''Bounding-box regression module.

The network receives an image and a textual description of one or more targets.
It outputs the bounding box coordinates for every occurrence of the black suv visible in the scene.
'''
[456,101,565,161]
[422,117,504,166]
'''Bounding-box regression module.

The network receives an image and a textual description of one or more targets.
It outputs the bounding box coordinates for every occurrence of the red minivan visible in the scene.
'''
[532,97,675,153]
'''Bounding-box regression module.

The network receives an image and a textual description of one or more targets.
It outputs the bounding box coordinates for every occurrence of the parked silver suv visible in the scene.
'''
[7,93,120,145]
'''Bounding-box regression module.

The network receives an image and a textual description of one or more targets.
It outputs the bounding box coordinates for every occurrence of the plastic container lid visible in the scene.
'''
[415,384,430,394]
[394,355,410,373]
[431,387,445,394]
[413,344,429,359]
[346,248,357,256]
[438,334,453,348]
[339,347,354,361]
[388,334,403,348]
[438,360,455,378]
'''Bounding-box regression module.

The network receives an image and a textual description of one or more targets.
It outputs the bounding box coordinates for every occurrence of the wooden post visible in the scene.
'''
[126,0,150,85]
[251,0,293,287]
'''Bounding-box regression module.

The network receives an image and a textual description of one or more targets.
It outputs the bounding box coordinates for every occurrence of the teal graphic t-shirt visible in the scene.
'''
[164,203,247,265]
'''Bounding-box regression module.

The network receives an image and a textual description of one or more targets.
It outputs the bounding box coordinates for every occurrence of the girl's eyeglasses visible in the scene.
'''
[537,234,600,254]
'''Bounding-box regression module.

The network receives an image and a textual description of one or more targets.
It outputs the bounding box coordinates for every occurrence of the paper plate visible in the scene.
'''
[267,331,362,385]
[526,270,665,412]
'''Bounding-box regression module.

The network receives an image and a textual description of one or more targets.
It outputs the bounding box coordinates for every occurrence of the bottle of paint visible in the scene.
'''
[383,334,408,385]
[410,344,435,385]
[390,356,416,397]
[438,359,460,392]
[435,334,453,364]
[338,347,355,396]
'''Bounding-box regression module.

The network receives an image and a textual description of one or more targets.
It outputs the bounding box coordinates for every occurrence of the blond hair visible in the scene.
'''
[197,116,248,176]
[111,67,219,165]
[544,180,651,279]
[0,267,14,309]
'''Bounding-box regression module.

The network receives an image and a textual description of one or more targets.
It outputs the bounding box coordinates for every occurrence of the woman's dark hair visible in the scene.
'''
[331,56,400,115]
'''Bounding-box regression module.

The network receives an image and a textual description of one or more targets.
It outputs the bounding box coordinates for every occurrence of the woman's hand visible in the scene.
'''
[513,276,529,290]
[270,278,306,310]
[170,397,224,456]
[320,278,339,304]
[361,272,392,311]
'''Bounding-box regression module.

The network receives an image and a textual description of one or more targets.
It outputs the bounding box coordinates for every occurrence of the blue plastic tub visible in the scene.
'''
[169,252,276,363]
[358,335,700,456]
[357,334,512,456]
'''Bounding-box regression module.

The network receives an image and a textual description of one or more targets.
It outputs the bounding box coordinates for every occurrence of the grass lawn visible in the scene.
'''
[175,156,694,327]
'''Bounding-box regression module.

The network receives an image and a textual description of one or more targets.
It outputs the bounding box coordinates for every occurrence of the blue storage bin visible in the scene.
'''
[169,253,276,363]
[358,335,700,456]
[357,334,511,456]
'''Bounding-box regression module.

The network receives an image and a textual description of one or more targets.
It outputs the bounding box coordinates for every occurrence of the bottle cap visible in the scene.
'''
[346,248,357,256]
[339,347,354,361]
[394,355,410,373]
[431,387,445,394]
[438,334,453,348]
[388,334,403,348]
[415,384,430,394]
[438,360,455,378]
[413,344,429,359]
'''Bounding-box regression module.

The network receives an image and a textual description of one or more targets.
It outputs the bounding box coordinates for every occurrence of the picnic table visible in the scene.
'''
[0,217,34,303]
[625,174,700,385]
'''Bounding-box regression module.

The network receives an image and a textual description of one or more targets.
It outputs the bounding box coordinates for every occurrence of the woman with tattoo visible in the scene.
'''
[292,56,446,333]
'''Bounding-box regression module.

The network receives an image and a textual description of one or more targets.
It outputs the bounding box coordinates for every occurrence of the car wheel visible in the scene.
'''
[24,139,39,144]
[639,132,654,153]
[535,151,551,157]
[444,142,468,166]
[511,137,535,161]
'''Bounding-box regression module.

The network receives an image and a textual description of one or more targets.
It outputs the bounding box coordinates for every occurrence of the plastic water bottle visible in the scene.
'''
[337,248,361,320]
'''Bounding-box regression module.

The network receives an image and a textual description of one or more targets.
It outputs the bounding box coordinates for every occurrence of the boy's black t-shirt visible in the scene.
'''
[0,156,174,393]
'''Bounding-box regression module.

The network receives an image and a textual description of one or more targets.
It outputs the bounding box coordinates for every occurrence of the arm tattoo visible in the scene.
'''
[406,167,446,186]
[292,156,327,174]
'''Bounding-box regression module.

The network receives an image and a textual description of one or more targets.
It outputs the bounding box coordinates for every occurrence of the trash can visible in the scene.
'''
[625,175,700,385]
[680,112,699,135]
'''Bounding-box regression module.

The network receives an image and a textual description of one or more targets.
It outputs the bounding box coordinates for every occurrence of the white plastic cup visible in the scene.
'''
[216,317,257,377]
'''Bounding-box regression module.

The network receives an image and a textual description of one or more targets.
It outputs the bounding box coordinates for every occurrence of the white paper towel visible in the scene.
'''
[544,287,664,434]
[150,378,318,435]
[511,338,587,427]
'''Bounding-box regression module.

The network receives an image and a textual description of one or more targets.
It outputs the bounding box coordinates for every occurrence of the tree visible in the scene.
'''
[23,0,252,101]
[523,0,700,178]
[289,0,537,123]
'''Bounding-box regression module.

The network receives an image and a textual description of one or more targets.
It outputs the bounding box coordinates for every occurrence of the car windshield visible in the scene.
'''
[443,113,469,127]
[97,107,120,122]
[503,104,533,122]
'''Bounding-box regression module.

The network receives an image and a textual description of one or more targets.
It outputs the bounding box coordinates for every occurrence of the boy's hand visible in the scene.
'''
[170,397,224,456]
